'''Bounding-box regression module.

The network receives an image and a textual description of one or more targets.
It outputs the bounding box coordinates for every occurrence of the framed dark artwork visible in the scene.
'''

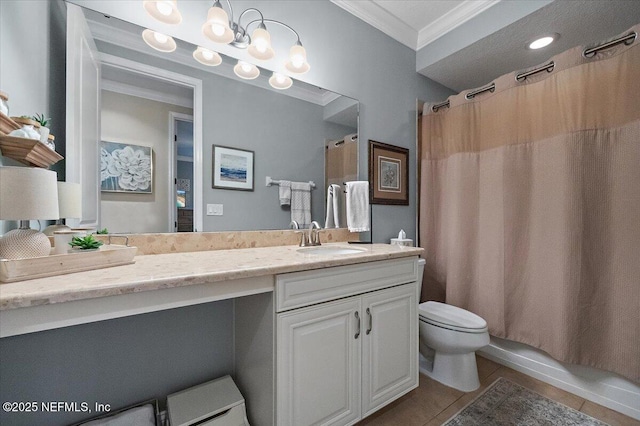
[368,140,409,205]
[212,145,254,191]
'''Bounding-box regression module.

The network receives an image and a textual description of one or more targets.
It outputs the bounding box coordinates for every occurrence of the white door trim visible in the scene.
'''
[98,53,204,232]
[169,112,193,232]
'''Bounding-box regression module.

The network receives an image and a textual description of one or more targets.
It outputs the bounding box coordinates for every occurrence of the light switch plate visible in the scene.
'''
[206,204,223,216]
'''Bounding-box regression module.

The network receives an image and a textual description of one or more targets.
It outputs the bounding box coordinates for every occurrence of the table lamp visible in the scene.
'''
[43,182,82,236]
[0,167,59,259]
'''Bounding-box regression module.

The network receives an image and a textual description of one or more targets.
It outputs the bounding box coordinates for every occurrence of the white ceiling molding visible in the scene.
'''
[101,79,193,109]
[416,0,501,50]
[330,0,418,49]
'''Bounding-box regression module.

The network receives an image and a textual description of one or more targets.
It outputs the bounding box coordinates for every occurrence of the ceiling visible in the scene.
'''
[332,0,640,92]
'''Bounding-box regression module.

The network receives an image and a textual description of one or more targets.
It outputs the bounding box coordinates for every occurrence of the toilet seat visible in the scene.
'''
[419,301,487,333]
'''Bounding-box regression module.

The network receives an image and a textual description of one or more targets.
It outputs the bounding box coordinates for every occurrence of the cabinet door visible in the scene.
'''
[361,283,418,416]
[277,298,361,426]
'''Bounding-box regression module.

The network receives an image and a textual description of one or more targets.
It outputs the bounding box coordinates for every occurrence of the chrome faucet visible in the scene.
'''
[289,220,299,230]
[308,221,322,246]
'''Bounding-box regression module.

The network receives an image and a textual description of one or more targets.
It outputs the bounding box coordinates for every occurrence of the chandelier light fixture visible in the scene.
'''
[142,0,308,89]
[202,0,311,78]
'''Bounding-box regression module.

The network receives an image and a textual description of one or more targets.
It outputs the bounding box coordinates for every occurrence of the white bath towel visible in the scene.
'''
[324,184,341,228]
[279,180,291,205]
[345,181,370,232]
[291,181,311,228]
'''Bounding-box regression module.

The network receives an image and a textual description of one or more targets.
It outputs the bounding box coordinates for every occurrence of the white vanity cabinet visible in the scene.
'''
[275,257,419,426]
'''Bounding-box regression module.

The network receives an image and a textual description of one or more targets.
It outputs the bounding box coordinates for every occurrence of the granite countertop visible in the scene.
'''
[0,243,423,311]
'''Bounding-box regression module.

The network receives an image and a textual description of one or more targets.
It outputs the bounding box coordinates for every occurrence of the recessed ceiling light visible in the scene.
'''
[528,33,559,50]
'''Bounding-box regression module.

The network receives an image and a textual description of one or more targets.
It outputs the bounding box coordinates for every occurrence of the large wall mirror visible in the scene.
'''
[66,4,358,234]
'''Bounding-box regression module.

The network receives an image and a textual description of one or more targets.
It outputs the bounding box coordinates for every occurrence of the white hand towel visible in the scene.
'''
[324,184,341,228]
[345,181,370,232]
[279,180,291,206]
[291,181,311,228]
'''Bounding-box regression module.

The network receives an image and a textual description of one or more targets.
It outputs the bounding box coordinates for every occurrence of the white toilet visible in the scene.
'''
[416,259,489,392]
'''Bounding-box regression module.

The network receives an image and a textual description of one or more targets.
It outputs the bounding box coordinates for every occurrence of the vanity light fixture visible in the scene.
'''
[202,0,310,73]
[528,33,559,50]
[143,0,182,25]
[142,29,177,52]
[193,46,222,66]
[269,72,293,90]
[233,60,260,80]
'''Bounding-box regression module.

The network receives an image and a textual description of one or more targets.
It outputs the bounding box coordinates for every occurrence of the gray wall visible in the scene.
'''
[0,301,234,426]
[0,0,67,234]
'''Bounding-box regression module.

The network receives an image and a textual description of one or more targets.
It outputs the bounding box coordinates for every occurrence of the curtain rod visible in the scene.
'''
[428,30,637,112]
[583,31,637,58]
[515,61,555,82]
[431,100,450,113]
[465,83,495,100]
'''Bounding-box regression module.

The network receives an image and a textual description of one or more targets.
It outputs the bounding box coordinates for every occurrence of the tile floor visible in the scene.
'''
[357,355,640,426]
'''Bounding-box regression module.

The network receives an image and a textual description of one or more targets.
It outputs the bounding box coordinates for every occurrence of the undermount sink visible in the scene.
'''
[297,246,367,256]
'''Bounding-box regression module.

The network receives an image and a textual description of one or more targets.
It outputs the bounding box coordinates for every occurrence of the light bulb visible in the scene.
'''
[154,32,169,44]
[291,54,304,69]
[241,62,252,73]
[212,23,225,37]
[156,1,173,16]
[275,74,285,83]
[255,39,268,53]
[202,49,214,60]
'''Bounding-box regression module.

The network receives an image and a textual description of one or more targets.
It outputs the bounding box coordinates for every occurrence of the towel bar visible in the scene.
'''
[265,176,316,188]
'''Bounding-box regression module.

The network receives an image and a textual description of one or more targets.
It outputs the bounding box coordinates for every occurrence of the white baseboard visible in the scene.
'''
[478,336,640,421]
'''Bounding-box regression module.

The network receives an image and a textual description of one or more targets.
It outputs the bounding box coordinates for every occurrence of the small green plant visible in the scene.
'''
[31,113,51,127]
[69,235,103,250]
[95,228,109,235]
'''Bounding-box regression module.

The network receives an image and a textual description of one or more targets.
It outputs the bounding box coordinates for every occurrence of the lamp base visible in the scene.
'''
[0,228,51,259]
[43,223,72,236]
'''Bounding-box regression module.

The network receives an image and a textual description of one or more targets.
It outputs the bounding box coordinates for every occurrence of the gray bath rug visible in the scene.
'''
[443,377,609,426]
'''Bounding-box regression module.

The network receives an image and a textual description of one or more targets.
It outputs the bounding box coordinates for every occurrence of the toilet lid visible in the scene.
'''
[419,301,487,330]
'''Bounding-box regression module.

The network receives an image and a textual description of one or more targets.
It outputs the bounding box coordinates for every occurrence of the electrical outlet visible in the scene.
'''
[206,204,223,216]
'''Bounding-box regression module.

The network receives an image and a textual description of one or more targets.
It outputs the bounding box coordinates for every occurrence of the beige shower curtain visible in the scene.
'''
[419,25,640,383]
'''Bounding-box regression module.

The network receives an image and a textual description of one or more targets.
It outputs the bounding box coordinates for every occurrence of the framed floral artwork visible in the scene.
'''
[100,141,153,193]
[212,145,254,191]
[368,140,409,205]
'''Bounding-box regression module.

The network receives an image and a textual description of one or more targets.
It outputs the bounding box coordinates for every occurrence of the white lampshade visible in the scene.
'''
[233,61,260,80]
[143,0,182,25]
[285,43,310,74]
[202,4,234,44]
[0,167,59,259]
[248,26,275,60]
[142,29,177,52]
[57,182,82,219]
[0,167,59,220]
[269,72,293,90]
[193,46,222,66]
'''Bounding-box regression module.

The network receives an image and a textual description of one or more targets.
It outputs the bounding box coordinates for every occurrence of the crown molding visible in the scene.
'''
[330,0,418,49]
[416,0,500,50]
[101,79,193,109]
[331,0,500,52]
